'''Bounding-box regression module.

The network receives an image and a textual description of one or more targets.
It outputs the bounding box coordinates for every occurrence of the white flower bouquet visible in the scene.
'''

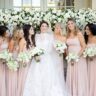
[54,41,67,55]
[6,60,19,71]
[83,47,96,57]
[0,50,19,71]
[17,52,30,67]
[0,50,12,61]
[66,52,79,65]
[29,47,44,62]
[83,47,96,60]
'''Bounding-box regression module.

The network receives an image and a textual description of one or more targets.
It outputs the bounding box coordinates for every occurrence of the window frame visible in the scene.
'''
[13,0,74,10]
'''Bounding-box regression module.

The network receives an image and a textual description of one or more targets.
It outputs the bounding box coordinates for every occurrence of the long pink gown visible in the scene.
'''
[17,43,29,96]
[0,41,8,96]
[66,37,88,96]
[6,44,18,96]
[87,44,96,96]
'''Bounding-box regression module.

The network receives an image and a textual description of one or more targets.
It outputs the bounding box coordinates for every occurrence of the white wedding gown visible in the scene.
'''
[23,33,69,96]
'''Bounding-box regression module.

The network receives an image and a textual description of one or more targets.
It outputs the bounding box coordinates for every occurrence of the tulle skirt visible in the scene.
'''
[23,54,69,96]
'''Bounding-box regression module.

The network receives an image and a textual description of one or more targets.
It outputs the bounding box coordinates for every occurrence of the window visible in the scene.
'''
[13,0,74,10]
[47,0,74,10]
[13,0,41,10]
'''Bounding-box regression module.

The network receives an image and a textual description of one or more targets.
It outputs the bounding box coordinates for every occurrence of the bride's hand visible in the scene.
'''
[34,56,40,62]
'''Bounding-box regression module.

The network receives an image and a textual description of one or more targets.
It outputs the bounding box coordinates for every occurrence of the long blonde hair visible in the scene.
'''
[66,18,79,38]
[54,22,66,36]
[12,27,19,40]
[8,26,20,52]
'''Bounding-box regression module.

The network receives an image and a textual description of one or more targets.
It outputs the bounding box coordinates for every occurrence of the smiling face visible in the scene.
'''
[40,23,48,33]
[54,23,62,34]
[67,20,75,31]
[29,26,34,35]
[85,26,92,36]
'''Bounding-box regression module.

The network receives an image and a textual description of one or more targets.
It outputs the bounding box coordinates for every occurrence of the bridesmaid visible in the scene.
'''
[84,23,96,96]
[0,26,9,96]
[17,24,35,96]
[22,24,35,93]
[66,18,88,96]
[7,27,19,96]
[54,23,66,81]
[17,26,27,96]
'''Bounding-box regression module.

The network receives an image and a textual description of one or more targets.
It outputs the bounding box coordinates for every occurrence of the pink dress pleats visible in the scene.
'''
[0,41,8,96]
[66,38,88,96]
[87,44,96,96]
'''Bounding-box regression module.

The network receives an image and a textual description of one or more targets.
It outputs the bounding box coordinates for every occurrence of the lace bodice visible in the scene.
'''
[35,33,54,54]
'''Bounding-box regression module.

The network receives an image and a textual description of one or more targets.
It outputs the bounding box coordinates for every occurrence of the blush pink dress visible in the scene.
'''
[0,41,8,96]
[87,44,96,96]
[6,43,18,96]
[17,41,29,96]
[66,37,88,96]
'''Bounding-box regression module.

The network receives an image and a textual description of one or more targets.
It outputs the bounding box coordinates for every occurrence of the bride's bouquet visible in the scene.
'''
[54,41,67,56]
[17,52,30,67]
[29,47,44,62]
[66,52,79,65]
[83,47,96,60]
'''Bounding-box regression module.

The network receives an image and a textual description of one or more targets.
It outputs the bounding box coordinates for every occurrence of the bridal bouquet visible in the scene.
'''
[66,52,79,65]
[54,41,67,55]
[17,52,30,67]
[83,47,96,60]
[29,47,44,62]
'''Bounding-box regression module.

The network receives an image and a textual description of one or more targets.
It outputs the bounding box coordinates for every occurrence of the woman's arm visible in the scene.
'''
[8,39,14,52]
[78,32,86,57]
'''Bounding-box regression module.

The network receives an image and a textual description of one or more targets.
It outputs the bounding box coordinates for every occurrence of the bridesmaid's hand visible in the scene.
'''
[78,32,86,57]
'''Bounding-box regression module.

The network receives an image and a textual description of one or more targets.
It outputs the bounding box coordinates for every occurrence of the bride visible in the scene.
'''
[23,21,68,96]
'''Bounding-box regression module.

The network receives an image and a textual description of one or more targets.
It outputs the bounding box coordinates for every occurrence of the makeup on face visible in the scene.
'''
[67,21,75,31]
[40,23,48,33]
[29,27,34,35]
[85,26,91,35]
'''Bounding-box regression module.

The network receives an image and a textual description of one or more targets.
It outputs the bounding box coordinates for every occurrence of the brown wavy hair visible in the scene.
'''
[66,18,79,38]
